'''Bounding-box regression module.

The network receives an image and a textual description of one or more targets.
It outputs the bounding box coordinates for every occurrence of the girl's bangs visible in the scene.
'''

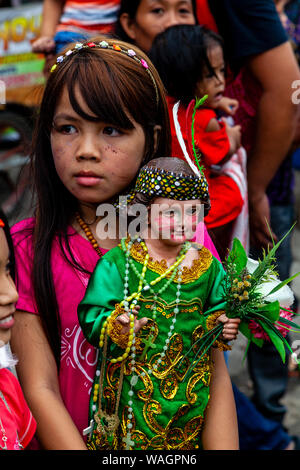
[65,54,135,130]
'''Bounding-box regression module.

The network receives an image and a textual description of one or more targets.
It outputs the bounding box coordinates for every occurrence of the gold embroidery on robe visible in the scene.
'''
[126,239,212,283]
[111,326,212,449]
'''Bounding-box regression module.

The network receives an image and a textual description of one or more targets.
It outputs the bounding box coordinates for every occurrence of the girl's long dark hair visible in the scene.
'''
[28,38,171,366]
[149,24,224,106]
[0,209,15,281]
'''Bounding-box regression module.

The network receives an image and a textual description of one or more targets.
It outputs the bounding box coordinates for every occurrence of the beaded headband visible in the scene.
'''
[134,166,209,202]
[0,219,5,228]
[50,40,159,106]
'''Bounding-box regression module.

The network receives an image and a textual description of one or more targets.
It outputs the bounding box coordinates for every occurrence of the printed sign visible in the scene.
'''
[0,3,45,95]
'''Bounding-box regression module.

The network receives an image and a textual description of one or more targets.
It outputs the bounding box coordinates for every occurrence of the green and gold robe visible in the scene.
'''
[78,241,228,450]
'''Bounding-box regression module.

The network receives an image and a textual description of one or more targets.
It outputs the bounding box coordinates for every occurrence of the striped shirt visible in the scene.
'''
[56,0,121,34]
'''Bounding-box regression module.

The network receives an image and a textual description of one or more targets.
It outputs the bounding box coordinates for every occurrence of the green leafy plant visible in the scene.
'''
[182,227,300,378]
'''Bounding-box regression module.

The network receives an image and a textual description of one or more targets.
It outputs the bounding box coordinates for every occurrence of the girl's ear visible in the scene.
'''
[153,125,162,154]
[119,13,138,41]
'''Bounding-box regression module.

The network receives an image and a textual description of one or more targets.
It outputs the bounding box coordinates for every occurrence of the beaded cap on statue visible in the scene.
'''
[133,97,210,207]
[134,164,209,202]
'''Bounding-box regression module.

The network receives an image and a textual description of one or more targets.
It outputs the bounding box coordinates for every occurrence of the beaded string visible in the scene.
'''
[94,237,189,450]
[90,325,124,444]
[99,238,189,364]
[75,212,104,258]
[124,262,184,449]
[98,238,150,363]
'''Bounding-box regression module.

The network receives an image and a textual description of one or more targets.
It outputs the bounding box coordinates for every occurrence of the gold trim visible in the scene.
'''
[107,304,129,349]
[126,240,212,284]
[206,311,231,352]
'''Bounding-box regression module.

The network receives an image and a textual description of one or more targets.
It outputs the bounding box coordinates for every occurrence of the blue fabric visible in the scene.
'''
[233,383,292,450]
[248,204,294,422]
[292,148,300,170]
[54,31,89,53]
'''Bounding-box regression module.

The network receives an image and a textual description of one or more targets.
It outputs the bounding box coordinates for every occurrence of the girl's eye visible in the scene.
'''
[103,126,123,137]
[178,8,192,15]
[54,124,77,135]
[151,7,164,15]
[204,71,214,79]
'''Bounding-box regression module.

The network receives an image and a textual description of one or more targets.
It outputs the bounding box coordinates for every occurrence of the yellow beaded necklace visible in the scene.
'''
[99,237,188,364]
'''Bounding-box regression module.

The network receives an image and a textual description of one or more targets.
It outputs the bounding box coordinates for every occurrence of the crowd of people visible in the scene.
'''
[1,0,300,451]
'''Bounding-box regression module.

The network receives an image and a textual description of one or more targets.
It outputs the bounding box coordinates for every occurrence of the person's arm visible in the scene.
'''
[11,312,87,450]
[203,117,241,164]
[32,0,65,53]
[201,349,239,450]
[246,41,300,248]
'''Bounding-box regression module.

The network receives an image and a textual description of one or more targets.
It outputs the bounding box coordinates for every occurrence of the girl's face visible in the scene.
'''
[195,45,226,109]
[122,0,195,52]
[149,197,202,245]
[51,86,146,207]
[0,229,18,347]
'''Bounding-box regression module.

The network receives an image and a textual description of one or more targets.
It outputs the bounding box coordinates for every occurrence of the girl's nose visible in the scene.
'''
[75,135,101,162]
[164,11,179,29]
[0,276,19,306]
[215,72,225,85]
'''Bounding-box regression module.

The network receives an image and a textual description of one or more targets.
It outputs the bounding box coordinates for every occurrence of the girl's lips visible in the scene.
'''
[214,92,223,101]
[75,175,102,187]
[0,314,15,330]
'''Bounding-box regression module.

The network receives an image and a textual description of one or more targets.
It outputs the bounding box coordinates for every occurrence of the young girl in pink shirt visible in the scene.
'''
[10,37,220,449]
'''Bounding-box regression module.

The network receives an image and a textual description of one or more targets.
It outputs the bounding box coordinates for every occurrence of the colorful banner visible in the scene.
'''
[0,3,45,93]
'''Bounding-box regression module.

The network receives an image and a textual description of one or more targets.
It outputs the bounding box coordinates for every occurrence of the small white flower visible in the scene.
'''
[246,257,294,307]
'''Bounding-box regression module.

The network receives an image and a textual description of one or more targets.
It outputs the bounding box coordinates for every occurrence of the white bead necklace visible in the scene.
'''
[122,238,186,449]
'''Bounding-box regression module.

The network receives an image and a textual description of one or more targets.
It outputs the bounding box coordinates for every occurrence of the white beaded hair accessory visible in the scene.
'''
[50,40,159,106]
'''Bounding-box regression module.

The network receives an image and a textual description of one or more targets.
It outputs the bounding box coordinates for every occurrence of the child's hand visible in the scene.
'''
[218,97,239,116]
[32,36,56,54]
[217,313,241,341]
[116,306,148,334]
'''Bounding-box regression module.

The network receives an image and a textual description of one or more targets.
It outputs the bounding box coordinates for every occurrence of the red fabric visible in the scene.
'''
[225,68,262,155]
[195,0,218,32]
[167,96,243,228]
[193,108,230,166]
[0,368,36,450]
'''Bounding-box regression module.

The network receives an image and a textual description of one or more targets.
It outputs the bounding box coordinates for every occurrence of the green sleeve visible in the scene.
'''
[204,257,227,316]
[78,257,124,347]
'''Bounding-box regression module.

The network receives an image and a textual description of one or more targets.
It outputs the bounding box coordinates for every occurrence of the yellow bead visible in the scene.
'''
[125,347,131,354]
[111,358,117,364]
